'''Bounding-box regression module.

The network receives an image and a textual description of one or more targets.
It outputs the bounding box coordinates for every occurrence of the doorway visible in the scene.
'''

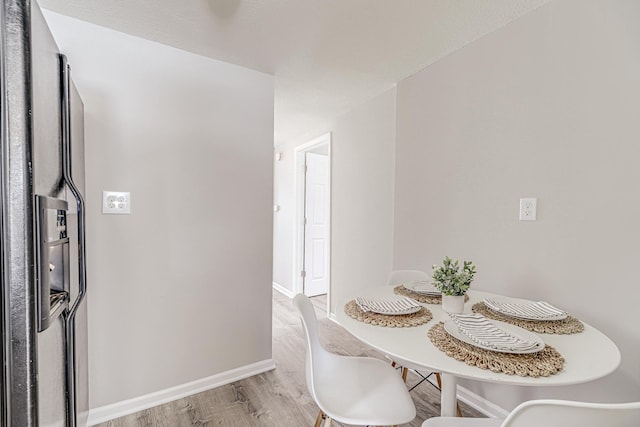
[294,133,331,303]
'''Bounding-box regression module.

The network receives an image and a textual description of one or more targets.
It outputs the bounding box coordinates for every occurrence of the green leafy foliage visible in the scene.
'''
[432,256,476,296]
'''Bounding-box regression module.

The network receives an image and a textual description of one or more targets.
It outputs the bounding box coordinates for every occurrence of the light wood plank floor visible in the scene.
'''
[96,290,484,426]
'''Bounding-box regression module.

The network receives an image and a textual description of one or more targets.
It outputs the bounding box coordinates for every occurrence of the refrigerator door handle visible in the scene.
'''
[60,54,86,314]
[60,54,86,427]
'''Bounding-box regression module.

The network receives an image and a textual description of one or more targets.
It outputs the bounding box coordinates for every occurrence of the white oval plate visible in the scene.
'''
[443,319,545,354]
[356,297,423,315]
[484,298,567,321]
[371,305,422,316]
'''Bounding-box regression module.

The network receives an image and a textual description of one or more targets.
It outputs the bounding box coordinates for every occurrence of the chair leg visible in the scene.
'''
[392,364,463,418]
[390,359,410,384]
[435,372,443,389]
[314,410,325,427]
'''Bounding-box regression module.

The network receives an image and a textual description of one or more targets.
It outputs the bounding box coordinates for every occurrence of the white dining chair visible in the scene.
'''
[293,293,416,427]
[421,399,640,427]
[387,269,431,287]
[386,270,463,416]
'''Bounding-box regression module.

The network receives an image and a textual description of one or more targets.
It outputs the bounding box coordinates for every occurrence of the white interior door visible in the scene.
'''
[303,153,329,296]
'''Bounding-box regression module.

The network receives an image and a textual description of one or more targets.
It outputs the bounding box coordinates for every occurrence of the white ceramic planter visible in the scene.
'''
[442,294,465,314]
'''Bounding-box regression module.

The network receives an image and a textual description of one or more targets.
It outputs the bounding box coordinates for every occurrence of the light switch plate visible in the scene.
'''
[103,191,131,214]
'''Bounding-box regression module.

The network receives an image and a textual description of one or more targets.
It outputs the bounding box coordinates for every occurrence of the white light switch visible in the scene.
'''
[103,191,131,214]
[519,198,537,221]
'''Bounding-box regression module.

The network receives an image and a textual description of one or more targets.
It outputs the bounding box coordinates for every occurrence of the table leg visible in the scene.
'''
[440,373,458,417]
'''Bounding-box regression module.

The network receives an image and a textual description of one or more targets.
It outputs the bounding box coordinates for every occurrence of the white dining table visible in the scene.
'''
[335,287,621,417]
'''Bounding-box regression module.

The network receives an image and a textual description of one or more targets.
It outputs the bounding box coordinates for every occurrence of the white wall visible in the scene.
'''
[272,141,296,294]
[330,89,397,314]
[43,12,274,412]
[273,88,397,314]
[394,0,640,410]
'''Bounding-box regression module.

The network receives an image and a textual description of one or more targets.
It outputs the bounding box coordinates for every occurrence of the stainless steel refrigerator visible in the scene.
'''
[1,1,89,426]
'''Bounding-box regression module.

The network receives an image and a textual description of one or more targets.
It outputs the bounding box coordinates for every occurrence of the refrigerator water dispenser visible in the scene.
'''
[35,195,70,332]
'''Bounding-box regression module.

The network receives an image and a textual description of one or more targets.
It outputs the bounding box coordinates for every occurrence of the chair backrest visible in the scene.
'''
[293,294,331,401]
[386,269,429,286]
[502,399,640,427]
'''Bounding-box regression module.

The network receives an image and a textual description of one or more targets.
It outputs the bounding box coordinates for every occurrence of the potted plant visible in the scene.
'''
[432,256,476,313]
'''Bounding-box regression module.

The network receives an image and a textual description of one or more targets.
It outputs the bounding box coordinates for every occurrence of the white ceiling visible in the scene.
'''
[39,0,550,145]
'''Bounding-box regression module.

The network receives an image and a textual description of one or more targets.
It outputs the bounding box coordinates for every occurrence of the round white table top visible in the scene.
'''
[335,287,621,387]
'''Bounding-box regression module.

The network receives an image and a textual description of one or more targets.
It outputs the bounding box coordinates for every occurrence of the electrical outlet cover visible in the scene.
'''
[519,198,537,221]
[103,191,131,214]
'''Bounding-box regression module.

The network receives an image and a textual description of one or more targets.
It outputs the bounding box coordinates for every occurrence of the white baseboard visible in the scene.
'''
[457,385,510,418]
[87,359,275,426]
[272,281,295,298]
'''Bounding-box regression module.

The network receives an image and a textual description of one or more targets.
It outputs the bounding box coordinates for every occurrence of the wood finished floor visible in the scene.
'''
[96,291,484,426]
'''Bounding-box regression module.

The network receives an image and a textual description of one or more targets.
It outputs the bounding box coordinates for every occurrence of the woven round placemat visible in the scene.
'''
[394,285,469,304]
[344,299,433,327]
[428,322,565,377]
[472,302,584,334]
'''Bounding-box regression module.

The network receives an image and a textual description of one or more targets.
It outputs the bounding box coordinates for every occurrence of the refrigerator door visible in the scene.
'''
[1,254,8,427]
[37,322,67,427]
[1,4,8,419]
[0,0,36,421]
[2,1,86,425]
[71,78,89,427]
[31,2,68,426]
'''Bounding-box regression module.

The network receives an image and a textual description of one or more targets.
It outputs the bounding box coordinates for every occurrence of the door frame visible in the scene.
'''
[294,133,331,309]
